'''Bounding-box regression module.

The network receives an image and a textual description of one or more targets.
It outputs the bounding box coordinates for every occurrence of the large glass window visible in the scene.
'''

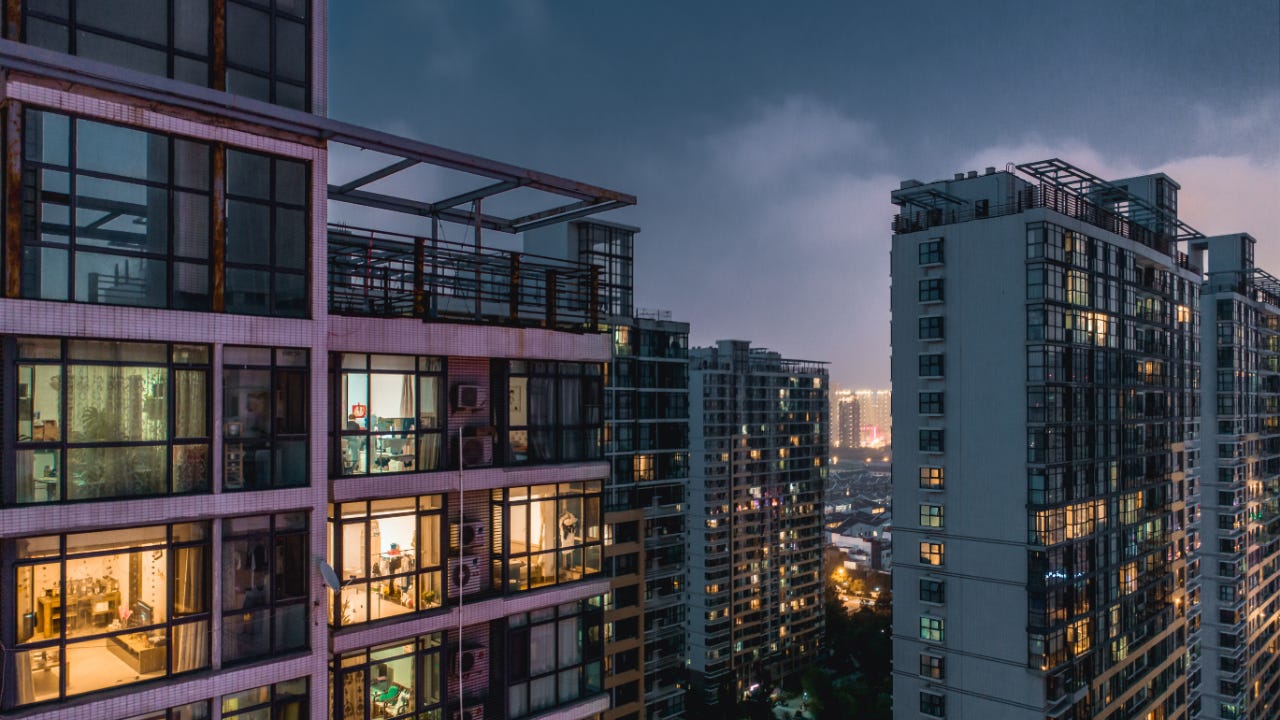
[221,513,308,664]
[225,149,309,317]
[337,354,445,476]
[492,483,604,592]
[10,522,211,707]
[505,599,604,718]
[12,337,210,504]
[124,701,212,720]
[225,0,310,110]
[328,496,445,628]
[331,634,445,720]
[21,109,213,310]
[222,678,309,720]
[507,361,604,464]
[222,346,309,491]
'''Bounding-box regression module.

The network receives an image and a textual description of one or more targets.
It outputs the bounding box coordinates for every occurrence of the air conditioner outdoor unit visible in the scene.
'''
[448,556,483,597]
[451,704,484,720]
[460,435,493,468]
[452,520,488,551]
[452,384,488,411]
[453,645,488,680]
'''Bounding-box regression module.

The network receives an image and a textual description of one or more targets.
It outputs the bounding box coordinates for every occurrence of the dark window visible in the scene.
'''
[221,678,309,720]
[336,354,445,476]
[492,483,605,592]
[920,692,945,717]
[919,654,944,679]
[222,346,309,490]
[505,598,605,718]
[919,278,944,302]
[21,109,213,310]
[507,361,604,465]
[919,315,944,340]
[9,522,211,706]
[12,337,210,504]
[225,149,309,318]
[919,354,944,378]
[919,238,943,265]
[919,429,943,453]
[122,700,213,720]
[919,391,944,415]
[920,578,945,603]
[225,0,310,110]
[221,513,309,664]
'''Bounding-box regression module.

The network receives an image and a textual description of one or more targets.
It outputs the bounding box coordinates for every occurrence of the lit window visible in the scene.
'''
[919,653,944,679]
[919,504,944,529]
[919,467,944,489]
[920,541,944,566]
[919,616,944,642]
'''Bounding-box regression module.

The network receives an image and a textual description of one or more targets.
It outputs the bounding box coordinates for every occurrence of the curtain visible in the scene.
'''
[559,377,581,460]
[174,546,207,614]
[15,651,34,705]
[172,620,209,673]
[529,377,555,461]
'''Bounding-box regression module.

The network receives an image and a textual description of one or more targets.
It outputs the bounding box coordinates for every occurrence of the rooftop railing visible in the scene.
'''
[328,225,603,332]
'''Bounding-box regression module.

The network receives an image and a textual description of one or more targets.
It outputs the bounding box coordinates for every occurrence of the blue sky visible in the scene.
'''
[328,1,1280,387]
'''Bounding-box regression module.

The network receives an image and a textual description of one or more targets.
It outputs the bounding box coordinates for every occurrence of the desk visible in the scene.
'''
[108,633,166,674]
[36,590,121,636]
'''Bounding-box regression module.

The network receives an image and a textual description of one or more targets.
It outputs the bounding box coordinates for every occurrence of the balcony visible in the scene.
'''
[329,226,605,333]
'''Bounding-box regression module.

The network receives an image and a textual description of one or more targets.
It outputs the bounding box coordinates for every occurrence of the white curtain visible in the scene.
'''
[172,620,209,673]
[15,652,34,705]
[173,545,209,673]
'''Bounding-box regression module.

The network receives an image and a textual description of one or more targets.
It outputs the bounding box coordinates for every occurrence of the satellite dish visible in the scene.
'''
[318,560,342,592]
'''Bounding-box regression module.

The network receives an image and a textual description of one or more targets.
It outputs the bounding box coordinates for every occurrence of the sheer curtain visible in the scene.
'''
[559,377,581,460]
[529,377,555,461]
[173,545,209,673]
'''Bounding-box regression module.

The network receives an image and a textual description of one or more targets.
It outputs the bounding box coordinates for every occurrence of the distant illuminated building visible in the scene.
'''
[852,389,891,448]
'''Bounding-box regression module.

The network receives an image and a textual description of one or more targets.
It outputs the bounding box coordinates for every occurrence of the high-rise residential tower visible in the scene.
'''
[890,162,1201,719]
[686,340,827,706]
[0,5,634,720]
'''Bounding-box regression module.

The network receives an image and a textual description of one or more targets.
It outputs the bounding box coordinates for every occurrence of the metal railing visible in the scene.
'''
[328,225,603,332]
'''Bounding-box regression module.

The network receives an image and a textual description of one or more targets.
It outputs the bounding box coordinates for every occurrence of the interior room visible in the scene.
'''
[334,500,444,627]
[339,364,443,475]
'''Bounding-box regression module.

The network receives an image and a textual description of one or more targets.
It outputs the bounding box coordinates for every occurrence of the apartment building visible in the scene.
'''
[1194,233,1280,720]
[686,340,827,706]
[0,4,635,720]
[525,221,693,720]
[890,162,1201,719]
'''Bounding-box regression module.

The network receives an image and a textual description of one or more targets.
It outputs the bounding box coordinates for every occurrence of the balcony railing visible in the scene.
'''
[328,225,603,332]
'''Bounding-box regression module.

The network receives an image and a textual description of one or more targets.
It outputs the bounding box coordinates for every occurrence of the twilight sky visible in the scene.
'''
[328,1,1280,388]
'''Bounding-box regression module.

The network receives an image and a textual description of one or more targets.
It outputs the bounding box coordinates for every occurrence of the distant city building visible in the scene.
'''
[832,387,854,449]
[891,161,1200,719]
[852,389,892,448]
[686,340,828,705]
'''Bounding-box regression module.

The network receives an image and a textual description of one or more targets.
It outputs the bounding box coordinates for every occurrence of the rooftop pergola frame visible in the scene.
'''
[0,38,637,237]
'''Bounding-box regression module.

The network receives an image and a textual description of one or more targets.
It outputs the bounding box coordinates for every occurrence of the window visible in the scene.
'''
[12,337,210,504]
[507,361,604,464]
[222,346,308,490]
[920,542,944,566]
[10,522,211,706]
[21,108,214,310]
[505,598,605,718]
[23,0,211,86]
[492,483,605,592]
[330,634,445,720]
[225,0,310,110]
[919,315,944,340]
[919,616,944,642]
[224,149,309,317]
[920,578,945,604]
[123,701,212,720]
[221,513,308,664]
[337,354,445,476]
[920,654,944,679]
[919,392,944,415]
[919,429,944,453]
[918,278,944,302]
[919,354,944,377]
[920,692,945,717]
[920,504,944,529]
[221,678,308,720]
[327,496,446,628]
[919,467,944,489]
[919,238,943,265]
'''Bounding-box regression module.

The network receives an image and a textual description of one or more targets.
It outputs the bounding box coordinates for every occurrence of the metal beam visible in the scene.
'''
[512,200,631,233]
[329,186,514,233]
[430,180,522,211]
[332,157,418,194]
[508,199,595,228]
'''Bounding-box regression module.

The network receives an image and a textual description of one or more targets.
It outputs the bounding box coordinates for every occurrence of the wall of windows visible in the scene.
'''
[491,483,603,592]
[9,522,211,707]
[11,337,210,504]
[19,0,311,111]
[503,599,604,718]
[16,108,310,316]
[221,513,308,664]
[507,361,604,465]
[328,497,445,628]
[332,634,445,720]
[336,354,445,476]
[222,346,309,491]
[222,678,309,720]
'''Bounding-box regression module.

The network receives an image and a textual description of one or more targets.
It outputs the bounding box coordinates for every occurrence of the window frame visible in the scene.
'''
[222,345,309,491]
[919,466,944,490]
[918,315,944,340]
[918,238,944,265]
[491,482,605,593]
[919,504,944,529]
[220,512,309,665]
[919,541,944,566]
[329,633,446,720]
[918,391,944,415]
[918,278,944,302]
[223,147,310,318]
[504,598,605,719]
[919,578,945,605]
[335,354,446,477]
